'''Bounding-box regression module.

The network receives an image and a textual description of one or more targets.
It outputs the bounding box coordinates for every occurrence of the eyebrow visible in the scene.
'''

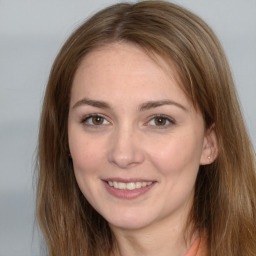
[72,98,110,109]
[139,100,187,112]
[72,97,187,112]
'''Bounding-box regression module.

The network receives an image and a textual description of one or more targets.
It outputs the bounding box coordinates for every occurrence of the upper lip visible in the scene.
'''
[102,177,156,183]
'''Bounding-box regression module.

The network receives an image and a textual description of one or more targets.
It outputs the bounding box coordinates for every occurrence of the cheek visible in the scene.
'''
[72,148,98,175]
[68,130,104,175]
[68,132,107,201]
[147,132,204,176]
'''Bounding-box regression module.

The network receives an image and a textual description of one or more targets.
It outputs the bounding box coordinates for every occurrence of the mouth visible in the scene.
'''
[107,181,153,190]
[102,178,156,199]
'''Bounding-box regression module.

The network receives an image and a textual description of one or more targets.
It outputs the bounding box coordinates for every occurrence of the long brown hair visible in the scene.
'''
[36,1,256,255]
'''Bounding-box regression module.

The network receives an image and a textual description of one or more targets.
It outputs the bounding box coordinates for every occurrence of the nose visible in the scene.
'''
[107,126,145,169]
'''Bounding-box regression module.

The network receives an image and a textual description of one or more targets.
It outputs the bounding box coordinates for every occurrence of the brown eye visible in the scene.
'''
[154,117,167,126]
[83,115,110,126]
[147,115,174,128]
[92,116,104,125]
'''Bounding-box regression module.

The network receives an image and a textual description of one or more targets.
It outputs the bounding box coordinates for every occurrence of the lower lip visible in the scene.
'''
[103,181,155,200]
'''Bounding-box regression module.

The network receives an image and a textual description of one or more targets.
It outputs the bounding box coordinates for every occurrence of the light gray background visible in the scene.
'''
[0,0,255,255]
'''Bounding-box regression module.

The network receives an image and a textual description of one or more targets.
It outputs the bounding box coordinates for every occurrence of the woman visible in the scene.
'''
[36,1,256,255]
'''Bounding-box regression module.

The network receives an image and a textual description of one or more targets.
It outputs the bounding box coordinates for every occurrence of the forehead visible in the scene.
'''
[75,42,181,82]
[70,42,190,108]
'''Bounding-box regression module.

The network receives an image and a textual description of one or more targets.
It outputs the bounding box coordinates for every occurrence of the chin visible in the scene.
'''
[104,210,155,231]
[109,219,150,231]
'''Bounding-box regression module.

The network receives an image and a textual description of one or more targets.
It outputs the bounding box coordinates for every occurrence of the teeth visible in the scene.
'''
[127,182,135,190]
[107,181,153,190]
[135,182,142,189]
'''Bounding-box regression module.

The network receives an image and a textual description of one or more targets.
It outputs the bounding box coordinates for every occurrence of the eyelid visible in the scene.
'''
[146,114,175,128]
[80,113,175,129]
[81,113,111,126]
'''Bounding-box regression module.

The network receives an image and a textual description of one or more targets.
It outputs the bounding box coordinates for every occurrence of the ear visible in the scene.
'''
[200,124,218,165]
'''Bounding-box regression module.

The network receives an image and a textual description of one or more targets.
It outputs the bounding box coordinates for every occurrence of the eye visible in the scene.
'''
[147,115,175,128]
[82,114,110,126]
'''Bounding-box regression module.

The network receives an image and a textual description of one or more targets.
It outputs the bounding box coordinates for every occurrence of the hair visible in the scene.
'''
[36,1,256,255]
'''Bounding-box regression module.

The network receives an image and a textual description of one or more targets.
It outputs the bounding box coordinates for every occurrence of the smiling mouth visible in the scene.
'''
[107,181,153,190]
[103,178,156,199]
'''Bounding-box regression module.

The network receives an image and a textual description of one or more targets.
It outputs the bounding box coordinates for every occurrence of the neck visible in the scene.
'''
[110,214,197,256]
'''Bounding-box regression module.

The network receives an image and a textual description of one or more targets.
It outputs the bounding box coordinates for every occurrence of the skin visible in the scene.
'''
[68,42,217,256]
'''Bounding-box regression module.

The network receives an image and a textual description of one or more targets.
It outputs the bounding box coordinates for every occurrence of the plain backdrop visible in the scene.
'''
[0,0,255,255]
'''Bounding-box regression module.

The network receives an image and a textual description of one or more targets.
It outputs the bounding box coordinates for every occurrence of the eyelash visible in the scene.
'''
[81,114,111,127]
[146,114,175,129]
[81,114,175,129]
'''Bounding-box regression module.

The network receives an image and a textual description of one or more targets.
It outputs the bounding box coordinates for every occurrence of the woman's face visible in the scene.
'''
[68,42,213,231]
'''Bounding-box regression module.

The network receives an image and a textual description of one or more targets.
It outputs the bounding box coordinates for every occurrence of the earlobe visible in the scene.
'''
[200,125,218,165]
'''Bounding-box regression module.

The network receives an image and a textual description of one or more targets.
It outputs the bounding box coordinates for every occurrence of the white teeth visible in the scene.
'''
[127,182,136,190]
[119,182,126,189]
[107,181,153,190]
[113,181,118,188]
[135,182,142,188]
